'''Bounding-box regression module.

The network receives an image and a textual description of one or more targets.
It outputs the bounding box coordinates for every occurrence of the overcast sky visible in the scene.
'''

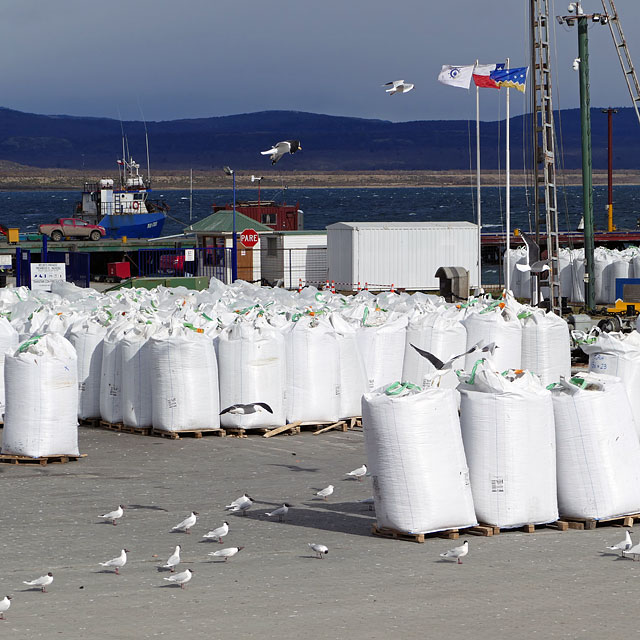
[2,0,639,123]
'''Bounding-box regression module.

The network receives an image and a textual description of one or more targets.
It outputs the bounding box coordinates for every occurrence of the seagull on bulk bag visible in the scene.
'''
[308,543,329,559]
[99,504,125,526]
[265,503,292,522]
[171,511,199,534]
[164,568,193,589]
[607,531,633,557]
[346,465,367,481]
[161,545,181,572]
[220,403,273,416]
[23,572,53,592]
[440,540,469,565]
[314,485,334,501]
[202,521,230,543]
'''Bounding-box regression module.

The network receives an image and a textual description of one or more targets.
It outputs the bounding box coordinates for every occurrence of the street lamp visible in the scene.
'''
[223,166,238,282]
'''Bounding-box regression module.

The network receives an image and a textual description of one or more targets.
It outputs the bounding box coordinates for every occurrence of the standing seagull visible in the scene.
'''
[607,530,633,557]
[164,569,193,589]
[315,485,334,501]
[202,522,229,543]
[220,403,273,416]
[265,503,292,523]
[383,80,415,95]
[23,572,53,592]
[440,540,469,565]
[162,545,181,572]
[308,543,329,559]
[0,596,11,620]
[209,546,245,562]
[99,504,125,526]
[260,140,301,165]
[225,495,253,516]
[99,549,129,575]
[171,511,199,534]
[346,465,367,481]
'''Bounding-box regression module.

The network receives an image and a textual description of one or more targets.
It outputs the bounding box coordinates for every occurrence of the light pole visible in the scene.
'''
[601,107,617,232]
[223,166,238,282]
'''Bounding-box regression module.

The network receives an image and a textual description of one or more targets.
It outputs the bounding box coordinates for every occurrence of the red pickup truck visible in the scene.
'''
[39,218,106,241]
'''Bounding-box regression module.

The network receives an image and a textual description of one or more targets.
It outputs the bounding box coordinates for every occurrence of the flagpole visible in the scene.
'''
[476,59,482,291]
[505,57,511,293]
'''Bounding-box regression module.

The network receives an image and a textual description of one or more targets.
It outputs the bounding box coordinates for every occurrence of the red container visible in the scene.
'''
[107,262,131,279]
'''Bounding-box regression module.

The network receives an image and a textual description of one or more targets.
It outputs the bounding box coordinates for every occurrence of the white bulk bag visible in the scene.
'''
[362,384,476,534]
[99,322,130,424]
[217,320,286,429]
[3,334,79,457]
[581,331,640,437]
[284,317,341,423]
[150,328,220,432]
[594,248,612,304]
[551,373,640,519]
[458,365,558,527]
[121,323,158,428]
[0,317,19,414]
[569,249,586,304]
[504,247,530,299]
[520,310,571,386]
[558,248,573,300]
[67,319,107,420]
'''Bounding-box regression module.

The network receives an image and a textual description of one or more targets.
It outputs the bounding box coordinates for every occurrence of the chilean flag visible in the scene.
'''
[473,63,505,89]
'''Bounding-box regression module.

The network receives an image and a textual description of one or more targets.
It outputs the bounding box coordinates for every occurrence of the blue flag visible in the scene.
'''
[490,67,528,92]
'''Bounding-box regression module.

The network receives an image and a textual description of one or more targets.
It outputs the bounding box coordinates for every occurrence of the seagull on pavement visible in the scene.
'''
[383,80,415,95]
[99,504,125,525]
[202,522,229,543]
[23,573,53,592]
[209,546,245,562]
[171,512,199,534]
[220,403,273,416]
[315,485,334,501]
[162,545,181,572]
[0,596,11,619]
[260,140,301,165]
[225,495,253,515]
[440,540,468,565]
[309,543,329,559]
[346,465,367,481]
[99,549,129,575]
[607,530,633,557]
[164,568,193,589]
[265,503,292,522]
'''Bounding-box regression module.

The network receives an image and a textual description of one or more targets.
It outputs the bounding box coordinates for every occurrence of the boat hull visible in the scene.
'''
[98,212,166,239]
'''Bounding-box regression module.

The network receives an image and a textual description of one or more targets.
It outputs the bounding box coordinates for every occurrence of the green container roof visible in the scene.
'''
[186,211,272,233]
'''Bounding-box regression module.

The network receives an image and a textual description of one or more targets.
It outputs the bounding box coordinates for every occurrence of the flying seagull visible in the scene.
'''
[308,543,329,559]
[440,540,468,565]
[265,503,292,522]
[315,485,334,501]
[99,504,125,526]
[0,596,11,620]
[164,568,193,589]
[383,80,415,95]
[607,531,633,557]
[346,465,367,481]
[171,512,199,534]
[410,344,479,371]
[202,522,229,543]
[23,573,53,592]
[209,546,245,562]
[99,549,129,575]
[220,403,273,416]
[516,260,550,274]
[261,140,301,165]
[162,545,181,572]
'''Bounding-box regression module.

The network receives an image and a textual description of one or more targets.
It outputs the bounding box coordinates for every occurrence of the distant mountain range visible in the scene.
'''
[0,106,638,171]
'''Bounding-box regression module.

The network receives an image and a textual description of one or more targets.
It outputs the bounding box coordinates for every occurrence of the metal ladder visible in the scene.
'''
[530,0,562,315]
[601,0,640,127]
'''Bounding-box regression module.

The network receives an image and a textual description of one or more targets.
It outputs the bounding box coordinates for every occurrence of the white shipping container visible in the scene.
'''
[327,222,478,291]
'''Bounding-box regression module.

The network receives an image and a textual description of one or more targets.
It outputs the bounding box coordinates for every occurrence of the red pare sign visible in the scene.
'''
[240,229,259,248]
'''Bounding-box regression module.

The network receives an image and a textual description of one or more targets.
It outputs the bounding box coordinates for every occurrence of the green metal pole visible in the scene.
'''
[578,15,595,312]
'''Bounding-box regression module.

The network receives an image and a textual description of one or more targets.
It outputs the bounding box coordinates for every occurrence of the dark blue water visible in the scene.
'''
[1,184,639,237]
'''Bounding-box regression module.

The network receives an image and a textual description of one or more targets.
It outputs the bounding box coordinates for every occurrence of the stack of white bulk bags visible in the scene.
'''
[100,322,130,424]
[217,319,286,429]
[68,319,107,420]
[402,308,467,389]
[551,373,640,519]
[569,249,586,304]
[520,310,571,386]
[458,364,558,527]
[558,248,573,300]
[503,247,530,298]
[330,314,367,419]
[150,327,220,432]
[356,314,407,392]
[121,323,159,428]
[0,317,19,415]
[461,303,522,371]
[362,384,477,534]
[594,248,613,304]
[580,331,640,436]
[285,317,341,423]
[3,334,79,457]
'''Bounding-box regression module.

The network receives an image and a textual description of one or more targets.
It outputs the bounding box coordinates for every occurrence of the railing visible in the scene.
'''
[138,247,232,282]
[259,247,328,288]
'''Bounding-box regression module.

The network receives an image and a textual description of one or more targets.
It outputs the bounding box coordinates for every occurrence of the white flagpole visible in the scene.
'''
[476,59,482,291]
[505,58,511,293]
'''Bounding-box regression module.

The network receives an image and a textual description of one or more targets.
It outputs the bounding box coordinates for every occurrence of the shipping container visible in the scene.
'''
[327,222,478,291]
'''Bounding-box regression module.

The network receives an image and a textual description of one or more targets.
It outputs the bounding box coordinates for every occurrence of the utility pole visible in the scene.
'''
[601,108,617,232]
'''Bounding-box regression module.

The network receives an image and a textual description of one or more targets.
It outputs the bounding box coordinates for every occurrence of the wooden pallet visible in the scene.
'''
[79,418,101,428]
[99,421,152,436]
[151,428,225,440]
[371,523,461,543]
[558,513,640,530]
[468,521,569,536]
[223,427,270,438]
[0,453,87,466]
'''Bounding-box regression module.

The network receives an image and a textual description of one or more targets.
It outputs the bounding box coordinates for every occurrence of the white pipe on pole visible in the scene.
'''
[505,58,511,293]
[476,60,482,291]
